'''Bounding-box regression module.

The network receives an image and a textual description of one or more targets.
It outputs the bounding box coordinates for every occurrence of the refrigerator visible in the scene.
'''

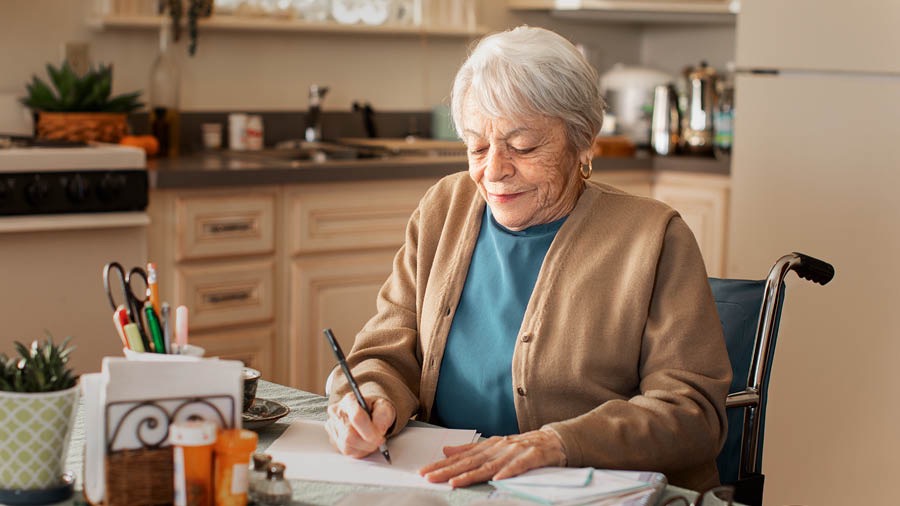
[728,1,900,505]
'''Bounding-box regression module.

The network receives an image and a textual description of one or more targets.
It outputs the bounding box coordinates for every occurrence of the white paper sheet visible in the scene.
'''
[266,419,478,491]
[490,468,652,506]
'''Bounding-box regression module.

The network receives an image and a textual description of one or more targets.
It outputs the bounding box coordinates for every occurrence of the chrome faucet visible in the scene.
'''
[304,84,330,143]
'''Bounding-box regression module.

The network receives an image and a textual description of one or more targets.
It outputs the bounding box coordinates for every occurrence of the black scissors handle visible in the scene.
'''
[103,261,150,349]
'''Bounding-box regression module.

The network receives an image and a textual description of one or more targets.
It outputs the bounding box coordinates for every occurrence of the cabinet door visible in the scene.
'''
[288,249,397,393]
[737,0,900,74]
[190,325,275,378]
[652,173,730,277]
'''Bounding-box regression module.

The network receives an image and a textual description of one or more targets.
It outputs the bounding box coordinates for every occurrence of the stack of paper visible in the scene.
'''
[266,419,479,490]
[489,468,658,506]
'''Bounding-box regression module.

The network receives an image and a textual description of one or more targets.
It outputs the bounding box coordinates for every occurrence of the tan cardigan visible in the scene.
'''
[330,172,732,491]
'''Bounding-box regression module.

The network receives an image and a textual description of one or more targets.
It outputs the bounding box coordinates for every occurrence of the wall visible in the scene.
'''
[640,24,736,78]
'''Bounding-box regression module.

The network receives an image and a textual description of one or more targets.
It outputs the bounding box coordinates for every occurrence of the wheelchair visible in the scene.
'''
[711,252,835,506]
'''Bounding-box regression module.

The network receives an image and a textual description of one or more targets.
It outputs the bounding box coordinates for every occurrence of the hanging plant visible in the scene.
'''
[164,0,213,56]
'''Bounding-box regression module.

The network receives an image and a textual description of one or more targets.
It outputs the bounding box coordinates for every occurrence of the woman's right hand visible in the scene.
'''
[325,392,396,458]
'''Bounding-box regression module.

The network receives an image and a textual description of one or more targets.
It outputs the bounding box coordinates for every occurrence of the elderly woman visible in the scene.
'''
[326,26,732,492]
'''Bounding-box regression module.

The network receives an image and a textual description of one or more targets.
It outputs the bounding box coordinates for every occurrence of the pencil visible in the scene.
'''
[323,328,392,464]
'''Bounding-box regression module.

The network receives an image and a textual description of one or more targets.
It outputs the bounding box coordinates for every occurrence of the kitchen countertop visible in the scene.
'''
[148,151,729,190]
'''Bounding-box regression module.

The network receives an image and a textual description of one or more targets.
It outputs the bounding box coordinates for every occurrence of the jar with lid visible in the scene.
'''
[170,420,218,506]
[248,453,272,503]
[214,429,258,506]
[255,462,292,506]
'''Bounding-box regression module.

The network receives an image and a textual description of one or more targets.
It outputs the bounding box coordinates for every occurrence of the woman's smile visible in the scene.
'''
[486,190,528,204]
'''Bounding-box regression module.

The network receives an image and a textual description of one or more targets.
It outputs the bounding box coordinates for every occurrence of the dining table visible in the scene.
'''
[61,380,724,506]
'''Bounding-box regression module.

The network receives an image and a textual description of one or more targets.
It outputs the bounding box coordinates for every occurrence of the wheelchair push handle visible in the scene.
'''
[791,252,835,285]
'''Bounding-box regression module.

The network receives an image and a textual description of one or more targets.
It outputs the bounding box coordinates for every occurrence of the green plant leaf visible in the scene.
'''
[22,77,60,111]
[105,91,144,113]
[22,60,141,113]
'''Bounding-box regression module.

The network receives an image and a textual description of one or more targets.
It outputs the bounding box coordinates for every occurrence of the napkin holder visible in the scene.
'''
[84,358,243,506]
[102,395,235,505]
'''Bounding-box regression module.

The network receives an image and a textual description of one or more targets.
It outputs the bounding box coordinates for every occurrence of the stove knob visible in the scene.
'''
[97,173,126,202]
[66,174,91,203]
[25,176,49,207]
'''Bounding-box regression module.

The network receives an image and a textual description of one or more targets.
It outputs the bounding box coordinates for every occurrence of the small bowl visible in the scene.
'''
[242,367,261,413]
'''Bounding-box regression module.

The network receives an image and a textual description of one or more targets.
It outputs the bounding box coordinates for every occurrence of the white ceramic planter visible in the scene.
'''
[0,383,79,490]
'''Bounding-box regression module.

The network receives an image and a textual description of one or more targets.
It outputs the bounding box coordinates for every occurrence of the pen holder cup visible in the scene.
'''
[123,345,206,361]
[104,447,174,506]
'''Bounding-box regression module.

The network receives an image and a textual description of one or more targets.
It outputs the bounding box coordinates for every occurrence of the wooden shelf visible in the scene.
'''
[90,14,486,38]
[509,0,737,24]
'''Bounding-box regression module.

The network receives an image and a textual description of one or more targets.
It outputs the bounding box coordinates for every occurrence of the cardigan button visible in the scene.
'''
[516,386,526,396]
[521,334,531,343]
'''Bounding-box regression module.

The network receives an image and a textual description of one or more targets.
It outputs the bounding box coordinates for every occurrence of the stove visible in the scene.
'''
[0,144,148,216]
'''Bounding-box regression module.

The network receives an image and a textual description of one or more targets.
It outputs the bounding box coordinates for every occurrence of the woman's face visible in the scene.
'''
[461,100,585,231]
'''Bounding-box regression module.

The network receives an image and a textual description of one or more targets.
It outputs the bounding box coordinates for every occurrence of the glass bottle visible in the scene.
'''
[255,462,292,506]
[713,62,735,160]
[248,453,272,504]
[148,20,181,157]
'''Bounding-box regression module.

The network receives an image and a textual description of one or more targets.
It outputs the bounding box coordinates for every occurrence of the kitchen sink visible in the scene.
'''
[223,138,467,164]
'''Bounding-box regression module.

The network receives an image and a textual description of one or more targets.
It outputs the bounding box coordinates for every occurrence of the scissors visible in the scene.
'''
[103,262,150,350]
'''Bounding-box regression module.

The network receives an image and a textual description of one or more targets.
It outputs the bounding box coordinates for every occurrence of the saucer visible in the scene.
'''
[242,398,290,430]
[0,471,74,505]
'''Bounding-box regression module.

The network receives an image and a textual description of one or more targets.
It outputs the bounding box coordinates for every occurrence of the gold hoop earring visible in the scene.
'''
[580,160,593,179]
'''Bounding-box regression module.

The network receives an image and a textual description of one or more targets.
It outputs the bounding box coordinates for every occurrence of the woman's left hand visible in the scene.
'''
[419,427,567,488]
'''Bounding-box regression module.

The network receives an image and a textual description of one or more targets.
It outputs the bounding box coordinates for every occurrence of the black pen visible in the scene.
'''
[323,328,392,464]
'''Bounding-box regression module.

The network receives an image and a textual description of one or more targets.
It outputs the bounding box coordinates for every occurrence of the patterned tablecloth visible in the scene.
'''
[65,381,705,505]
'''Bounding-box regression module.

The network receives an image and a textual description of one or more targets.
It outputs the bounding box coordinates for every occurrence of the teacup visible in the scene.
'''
[242,367,261,412]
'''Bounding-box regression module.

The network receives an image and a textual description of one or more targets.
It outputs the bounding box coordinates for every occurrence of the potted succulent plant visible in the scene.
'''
[22,62,143,143]
[0,336,79,493]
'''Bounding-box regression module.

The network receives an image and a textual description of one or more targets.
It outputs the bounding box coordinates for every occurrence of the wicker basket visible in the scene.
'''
[102,447,174,506]
[37,112,128,143]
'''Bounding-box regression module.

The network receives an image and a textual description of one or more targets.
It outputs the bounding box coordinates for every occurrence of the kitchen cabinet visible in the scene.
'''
[283,179,437,393]
[147,186,279,378]
[652,171,730,277]
[508,0,738,24]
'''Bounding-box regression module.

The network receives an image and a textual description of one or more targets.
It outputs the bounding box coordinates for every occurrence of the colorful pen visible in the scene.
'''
[112,305,130,349]
[144,302,166,354]
[161,302,171,355]
[147,262,161,315]
[123,323,145,353]
[323,328,392,465]
[175,305,189,354]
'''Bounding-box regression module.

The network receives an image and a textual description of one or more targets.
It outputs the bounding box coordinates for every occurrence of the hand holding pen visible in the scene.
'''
[323,328,394,464]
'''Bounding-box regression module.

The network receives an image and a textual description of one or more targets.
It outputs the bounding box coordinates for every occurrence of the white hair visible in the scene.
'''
[450,26,605,155]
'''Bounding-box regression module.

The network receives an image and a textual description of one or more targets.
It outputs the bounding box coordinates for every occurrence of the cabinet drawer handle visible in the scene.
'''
[203,288,254,305]
[202,218,256,235]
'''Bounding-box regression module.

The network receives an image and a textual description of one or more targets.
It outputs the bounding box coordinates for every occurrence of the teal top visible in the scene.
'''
[431,207,566,437]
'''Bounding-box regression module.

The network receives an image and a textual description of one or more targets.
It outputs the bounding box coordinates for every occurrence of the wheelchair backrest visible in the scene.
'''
[709,277,785,484]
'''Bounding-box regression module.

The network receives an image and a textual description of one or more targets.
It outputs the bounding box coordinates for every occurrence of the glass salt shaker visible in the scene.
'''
[255,462,292,506]
[248,453,272,504]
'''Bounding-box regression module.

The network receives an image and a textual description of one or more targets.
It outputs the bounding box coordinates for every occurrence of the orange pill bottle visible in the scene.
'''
[170,420,218,506]
[214,429,259,506]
